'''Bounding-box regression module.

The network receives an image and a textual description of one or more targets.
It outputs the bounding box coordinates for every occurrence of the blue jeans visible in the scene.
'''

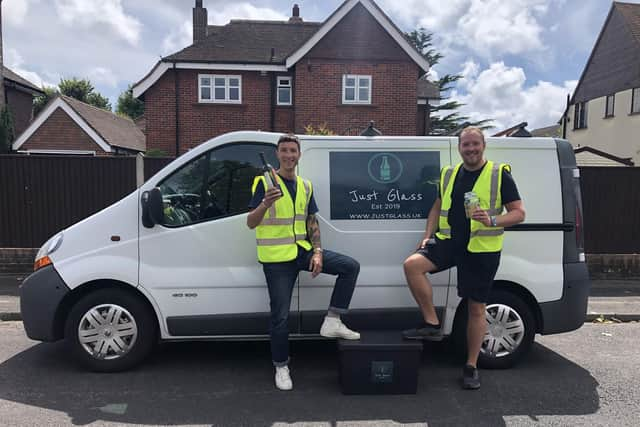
[262,246,360,366]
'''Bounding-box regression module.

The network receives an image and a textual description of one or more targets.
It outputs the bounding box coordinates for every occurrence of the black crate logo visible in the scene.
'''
[371,361,394,384]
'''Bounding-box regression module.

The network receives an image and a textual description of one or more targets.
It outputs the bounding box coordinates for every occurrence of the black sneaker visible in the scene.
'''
[402,322,442,341]
[462,365,481,390]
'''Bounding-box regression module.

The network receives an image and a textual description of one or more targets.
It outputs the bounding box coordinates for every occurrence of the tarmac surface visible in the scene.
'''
[1,273,639,322]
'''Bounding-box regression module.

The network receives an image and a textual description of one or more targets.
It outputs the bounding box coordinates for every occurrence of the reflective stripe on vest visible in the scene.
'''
[435,161,510,252]
[252,175,312,262]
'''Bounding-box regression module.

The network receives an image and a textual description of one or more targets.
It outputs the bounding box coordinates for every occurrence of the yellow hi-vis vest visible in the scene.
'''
[251,174,313,262]
[435,161,510,253]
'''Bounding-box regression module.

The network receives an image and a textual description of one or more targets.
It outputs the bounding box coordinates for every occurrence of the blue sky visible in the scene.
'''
[4,0,636,131]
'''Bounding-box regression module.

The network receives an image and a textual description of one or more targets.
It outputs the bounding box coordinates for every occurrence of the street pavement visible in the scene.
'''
[2,273,640,321]
[0,321,638,426]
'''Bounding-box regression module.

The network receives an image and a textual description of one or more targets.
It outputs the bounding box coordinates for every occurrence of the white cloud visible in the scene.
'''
[87,67,118,88]
[377,0,549,60]
[162,21,192,55]
[3,0,36,27]
[208,3,288,25]
[447,62,577,131]
[4,48,54,88]
[53,0,143,46]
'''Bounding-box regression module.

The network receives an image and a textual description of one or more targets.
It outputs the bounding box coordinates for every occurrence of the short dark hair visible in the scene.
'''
[277,133,300,149]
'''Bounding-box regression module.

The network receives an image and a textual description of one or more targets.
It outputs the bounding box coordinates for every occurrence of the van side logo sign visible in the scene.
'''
[367,153,403,184]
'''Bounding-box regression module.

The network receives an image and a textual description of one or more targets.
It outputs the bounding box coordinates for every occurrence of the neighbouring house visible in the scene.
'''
[3,66,44,136]
[12,95,145,156]
[133,0,431,156]
[562,1,640,165]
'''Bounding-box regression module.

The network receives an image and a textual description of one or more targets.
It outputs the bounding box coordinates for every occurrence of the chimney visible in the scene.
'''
[193,0,208,44]
[288,4,303,23]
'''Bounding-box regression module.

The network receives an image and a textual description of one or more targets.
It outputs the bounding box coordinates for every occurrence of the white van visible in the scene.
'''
[20,131,590,372]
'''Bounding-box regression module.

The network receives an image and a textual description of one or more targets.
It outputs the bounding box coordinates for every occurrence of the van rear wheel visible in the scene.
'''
[452,289,536,369]
[65,288,157,372]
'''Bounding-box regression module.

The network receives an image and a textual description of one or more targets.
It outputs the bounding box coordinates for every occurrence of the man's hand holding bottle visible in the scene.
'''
[262,187,282,208]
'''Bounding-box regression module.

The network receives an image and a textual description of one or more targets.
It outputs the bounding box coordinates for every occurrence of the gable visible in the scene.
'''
[573,5,640,103]
[306,3,413,62]
[18,107,108,153]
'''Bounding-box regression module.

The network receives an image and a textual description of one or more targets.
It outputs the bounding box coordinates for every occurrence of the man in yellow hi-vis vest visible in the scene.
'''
[247,134,360,391]
[402,127,526,390]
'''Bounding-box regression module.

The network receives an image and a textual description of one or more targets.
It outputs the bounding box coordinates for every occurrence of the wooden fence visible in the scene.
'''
[0,155,638,252]
[0,155,171,248]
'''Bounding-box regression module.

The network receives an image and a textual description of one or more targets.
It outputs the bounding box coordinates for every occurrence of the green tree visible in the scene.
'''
[0,106,15,153]
[406,28,492,135]
[33,86,59,116]
[58,77,112,110]
[116,85,144,120]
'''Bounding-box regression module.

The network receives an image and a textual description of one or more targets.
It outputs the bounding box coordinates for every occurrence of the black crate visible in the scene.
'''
[338,331,423,395]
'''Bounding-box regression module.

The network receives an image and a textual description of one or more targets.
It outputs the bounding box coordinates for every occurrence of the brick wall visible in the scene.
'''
[0,248,38,273]
[145,69,272,155]
[143,2,422,153]
[7,87,35,137]
[20,108,109,155]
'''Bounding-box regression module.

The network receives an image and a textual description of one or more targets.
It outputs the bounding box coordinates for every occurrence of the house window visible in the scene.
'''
[632,88,640,114]
[199,74,241,103]
[277,76,292,105]
[605,94,615,117]
[574,101,588,129]
[342,75,371,104]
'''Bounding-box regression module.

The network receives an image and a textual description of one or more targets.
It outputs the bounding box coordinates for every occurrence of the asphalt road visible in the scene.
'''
[0,322,638,427]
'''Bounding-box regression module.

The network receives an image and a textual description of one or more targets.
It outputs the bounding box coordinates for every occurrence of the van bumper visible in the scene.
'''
[19,265,70,342]
[538,262,591,334]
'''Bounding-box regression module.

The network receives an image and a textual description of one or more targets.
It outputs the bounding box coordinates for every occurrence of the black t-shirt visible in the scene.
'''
[248,174,319,214]
[440,162,521,250]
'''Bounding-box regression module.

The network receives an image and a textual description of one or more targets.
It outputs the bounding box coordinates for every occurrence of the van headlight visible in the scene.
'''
[34,232,63,271]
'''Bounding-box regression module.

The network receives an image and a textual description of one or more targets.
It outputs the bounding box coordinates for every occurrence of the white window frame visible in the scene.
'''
[632,88,640,114]
[342,75,372,105]
[198,74,242,104]
[277,76,293,106]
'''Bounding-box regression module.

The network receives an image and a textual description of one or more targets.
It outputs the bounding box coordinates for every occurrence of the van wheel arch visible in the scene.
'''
[451,281,541,369]
[53,279,159,342]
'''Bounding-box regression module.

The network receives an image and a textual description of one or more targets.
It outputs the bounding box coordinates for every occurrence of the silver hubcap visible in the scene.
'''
[481,303,525,358]
[77,304,138,360]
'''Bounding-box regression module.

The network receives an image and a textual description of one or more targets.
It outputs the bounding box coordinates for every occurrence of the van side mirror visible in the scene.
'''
[141,188,164,228]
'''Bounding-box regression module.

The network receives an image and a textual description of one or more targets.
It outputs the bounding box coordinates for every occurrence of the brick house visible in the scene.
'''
[3,66,44,137]
[133,0,432,156]
[12,95,145,156]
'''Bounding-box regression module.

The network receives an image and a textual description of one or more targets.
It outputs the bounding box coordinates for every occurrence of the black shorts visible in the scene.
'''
[415,237,501,303]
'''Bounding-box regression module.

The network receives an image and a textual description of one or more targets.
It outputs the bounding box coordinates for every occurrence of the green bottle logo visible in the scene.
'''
[380,155,391,181]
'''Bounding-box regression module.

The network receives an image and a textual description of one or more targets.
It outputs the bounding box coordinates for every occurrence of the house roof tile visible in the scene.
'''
[165,20,322,64]
[61,95,146,152]
[3,66,43,93]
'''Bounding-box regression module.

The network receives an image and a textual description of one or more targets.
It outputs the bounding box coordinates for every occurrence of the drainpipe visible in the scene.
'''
[174,62,180,157]
[270,72,276,132]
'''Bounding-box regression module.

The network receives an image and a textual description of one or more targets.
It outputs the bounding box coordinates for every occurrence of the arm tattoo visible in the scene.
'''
[306,214,322,249]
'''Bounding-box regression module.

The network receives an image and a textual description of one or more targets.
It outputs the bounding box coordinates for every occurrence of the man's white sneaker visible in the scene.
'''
[275,366,293,391]
[320,316,361,340]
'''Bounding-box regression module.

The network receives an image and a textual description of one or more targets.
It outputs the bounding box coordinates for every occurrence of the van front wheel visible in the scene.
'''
[64,288,157,372]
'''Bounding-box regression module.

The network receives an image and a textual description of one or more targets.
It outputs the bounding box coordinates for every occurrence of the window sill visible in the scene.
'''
[603,115,615,119]
[629,111,640,116]
[338,103,377,108]
[572,127,588,131]
[276,104,294,109]
[194,103,246,108]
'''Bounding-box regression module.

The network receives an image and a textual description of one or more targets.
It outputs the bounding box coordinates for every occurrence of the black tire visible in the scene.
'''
[64,288,158,372]
[451,289,536,369]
